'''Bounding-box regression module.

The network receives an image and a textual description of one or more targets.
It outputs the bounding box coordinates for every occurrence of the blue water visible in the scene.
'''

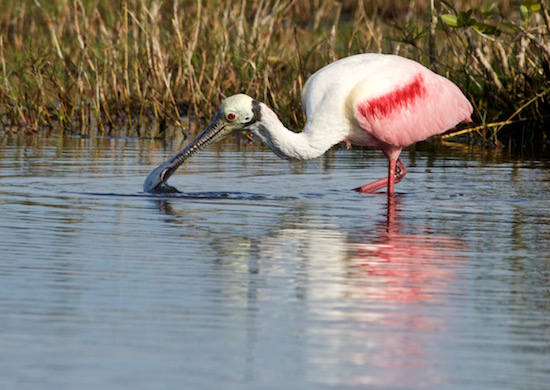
[0,132,549,389]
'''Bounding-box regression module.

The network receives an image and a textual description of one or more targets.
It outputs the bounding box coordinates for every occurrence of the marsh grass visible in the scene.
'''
[0,0,548,148]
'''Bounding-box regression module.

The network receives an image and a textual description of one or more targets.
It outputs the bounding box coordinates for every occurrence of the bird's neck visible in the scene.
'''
[249,103,334,161]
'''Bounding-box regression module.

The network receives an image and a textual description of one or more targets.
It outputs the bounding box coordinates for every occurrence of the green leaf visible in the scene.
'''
[481,2,500,18]
[500,20,520,32]
[441,14,459,27]
[529,3,541,12]
[522,0,542,12]
[473,21,499,35]
[457,9,475,27]
[520,4,530,22]
[458,9,474,26]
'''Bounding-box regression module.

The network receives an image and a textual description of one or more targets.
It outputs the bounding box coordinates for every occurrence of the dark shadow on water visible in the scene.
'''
[63,190,299,202]
[143,191,300,202]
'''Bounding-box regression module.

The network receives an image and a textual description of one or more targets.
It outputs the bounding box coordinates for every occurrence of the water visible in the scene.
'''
[1,132,549,389]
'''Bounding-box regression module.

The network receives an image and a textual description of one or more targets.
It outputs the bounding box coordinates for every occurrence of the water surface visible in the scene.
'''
[1,132,549,389]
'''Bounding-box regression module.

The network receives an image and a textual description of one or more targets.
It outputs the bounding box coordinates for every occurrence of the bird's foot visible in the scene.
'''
[394,158,407,183]
[353,158,408,194]
[353,178,388,193]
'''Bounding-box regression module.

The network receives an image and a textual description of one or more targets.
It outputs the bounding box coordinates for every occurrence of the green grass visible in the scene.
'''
[0,0,548,149]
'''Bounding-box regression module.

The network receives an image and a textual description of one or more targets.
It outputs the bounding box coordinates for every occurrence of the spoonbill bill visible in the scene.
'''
[144,53,473,194]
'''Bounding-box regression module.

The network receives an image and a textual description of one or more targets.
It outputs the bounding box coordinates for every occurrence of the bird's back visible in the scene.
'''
[301,54,472,148]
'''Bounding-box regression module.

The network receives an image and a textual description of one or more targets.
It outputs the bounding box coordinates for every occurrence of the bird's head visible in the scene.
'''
[188,93,261,152]
[143,94,260,193]
[207,94,261,140]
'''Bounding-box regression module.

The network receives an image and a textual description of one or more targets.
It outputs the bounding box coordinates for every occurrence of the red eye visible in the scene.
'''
[227,113,236,121]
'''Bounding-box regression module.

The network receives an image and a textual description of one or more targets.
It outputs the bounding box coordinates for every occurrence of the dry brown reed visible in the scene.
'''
[0,0,548,147]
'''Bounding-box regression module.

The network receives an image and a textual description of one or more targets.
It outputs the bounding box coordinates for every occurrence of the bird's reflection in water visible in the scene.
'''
[354,195,465,304]
[340,195,466,387]
[149,193,466,388]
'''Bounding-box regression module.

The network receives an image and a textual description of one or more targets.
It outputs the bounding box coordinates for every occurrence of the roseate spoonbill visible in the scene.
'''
[144,53,473,194]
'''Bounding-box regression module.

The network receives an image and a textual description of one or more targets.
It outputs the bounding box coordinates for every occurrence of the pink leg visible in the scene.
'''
[387,158,397,194]
[354,158,407,194]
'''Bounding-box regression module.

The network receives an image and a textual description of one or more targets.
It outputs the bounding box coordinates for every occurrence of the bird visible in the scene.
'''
[143,53,473,194]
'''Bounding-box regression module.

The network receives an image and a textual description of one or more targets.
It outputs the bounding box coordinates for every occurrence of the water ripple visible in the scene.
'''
[1,135,549,389]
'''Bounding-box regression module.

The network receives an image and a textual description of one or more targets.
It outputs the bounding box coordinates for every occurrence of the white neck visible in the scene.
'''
[248,103,339,161]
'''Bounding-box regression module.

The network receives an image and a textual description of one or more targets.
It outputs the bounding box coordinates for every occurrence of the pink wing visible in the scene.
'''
[351,61,473,148]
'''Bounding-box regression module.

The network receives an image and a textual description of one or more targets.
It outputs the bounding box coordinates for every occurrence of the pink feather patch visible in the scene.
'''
[357,74,426,119]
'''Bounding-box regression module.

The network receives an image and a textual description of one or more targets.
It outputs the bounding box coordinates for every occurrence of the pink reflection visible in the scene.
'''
[354,195,465,304]
[346,195,467,388]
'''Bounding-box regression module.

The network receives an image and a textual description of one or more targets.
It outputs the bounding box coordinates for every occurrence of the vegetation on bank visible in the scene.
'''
[0,0,548,148]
